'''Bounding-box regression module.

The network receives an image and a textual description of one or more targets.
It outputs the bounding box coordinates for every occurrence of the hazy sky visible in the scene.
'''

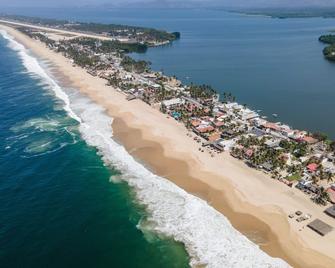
[1,0,335,8]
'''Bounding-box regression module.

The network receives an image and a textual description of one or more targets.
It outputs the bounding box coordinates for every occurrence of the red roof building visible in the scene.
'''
[303,136,318,144]
[214,121,225,127]
[307,163,318,172]
[208,133,221,142]
[326,188,335,204]
[244,149,254,158]
[196,125,214,133]
[191,119,201,127]
[264,122,281,131]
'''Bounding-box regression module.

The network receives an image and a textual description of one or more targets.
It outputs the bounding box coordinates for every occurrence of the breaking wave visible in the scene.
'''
[7,116,78,157]
[1,29,290,267]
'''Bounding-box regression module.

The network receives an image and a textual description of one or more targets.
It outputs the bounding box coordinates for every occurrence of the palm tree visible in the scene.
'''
[314,187,330,206]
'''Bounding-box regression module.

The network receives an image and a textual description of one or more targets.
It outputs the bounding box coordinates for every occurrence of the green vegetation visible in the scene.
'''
[330,141,335,152]
[0,14,68,26]
[313,187,330,206]
[172,32,181,39]
[312,132,328,142]
[59,45,99,67]
[233,8,335,19]
[188,84,217,99]
[68,37,148,53]
[286,172,301,182]
[121,56,151,73]
[0,14,179,45]
[18,27,55,46]
[223,92,236,103]
[322,44,335,61]
[319,34,335,62]
[279,140,308,157]
[319,35,335,45]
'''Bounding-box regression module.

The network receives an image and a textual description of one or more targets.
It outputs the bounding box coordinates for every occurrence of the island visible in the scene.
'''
[319,34,335,61]
[231,8,335,19]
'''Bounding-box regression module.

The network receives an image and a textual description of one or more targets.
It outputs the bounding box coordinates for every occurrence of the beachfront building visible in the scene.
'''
[22,24,335,211]
[325,205,335,218]
[161,98,185,110]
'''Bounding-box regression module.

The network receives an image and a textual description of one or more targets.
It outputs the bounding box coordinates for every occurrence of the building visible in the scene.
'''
[326,187,335,204]
[325,205,335,218]
[307,163,318,173]
[265,139,281,148]
[161,98,185,109]
[208,132,221,142]
[307,219,333,236]
[302,136,319,144]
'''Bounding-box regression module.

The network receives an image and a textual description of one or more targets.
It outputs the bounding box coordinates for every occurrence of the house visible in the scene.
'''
[322,160,335,174]
[302,136,318,145]
[214,121,225,127]
[196,125,214,133]
[161,98,185,109]
[325,205,335,218]
[218,139,236,151]
[221,129,235,138]
[307,163,318,173]
[191,119,201,127]
[263,122,281,132]
[326,188,335,204]
[249,127,266,137]
[244,148,253,158]
[208,132,221,142]
[261,162,273,172]
[265,139,281,148]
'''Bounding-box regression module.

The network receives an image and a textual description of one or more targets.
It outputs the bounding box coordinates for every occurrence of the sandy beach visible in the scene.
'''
[1,23,335,268]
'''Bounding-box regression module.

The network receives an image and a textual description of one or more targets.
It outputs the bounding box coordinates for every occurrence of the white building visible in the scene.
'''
[161,98,185,109]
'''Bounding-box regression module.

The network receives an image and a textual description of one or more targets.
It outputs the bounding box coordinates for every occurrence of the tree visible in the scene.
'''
[314,187,330,206]
[330,141,335,152]
[312,132,328,141]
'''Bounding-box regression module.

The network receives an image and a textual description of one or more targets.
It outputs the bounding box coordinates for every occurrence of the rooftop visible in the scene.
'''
[303,136,319,144]
[307,163,318,172]
[325,205,335,218]
[307,219,333,236]
[326,188,335,204]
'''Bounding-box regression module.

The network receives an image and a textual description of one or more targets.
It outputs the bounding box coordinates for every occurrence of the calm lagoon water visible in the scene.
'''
[5,7,334,136]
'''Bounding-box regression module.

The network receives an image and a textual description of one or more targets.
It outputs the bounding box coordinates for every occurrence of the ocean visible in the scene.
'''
[0,31,189,267]
[0,26,289,267]
[3,7,334,137]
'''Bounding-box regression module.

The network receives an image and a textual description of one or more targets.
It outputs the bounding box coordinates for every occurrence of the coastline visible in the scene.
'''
[1,24,335,267]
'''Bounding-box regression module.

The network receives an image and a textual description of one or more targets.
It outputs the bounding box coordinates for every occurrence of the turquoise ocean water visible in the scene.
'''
[0,32,189,267]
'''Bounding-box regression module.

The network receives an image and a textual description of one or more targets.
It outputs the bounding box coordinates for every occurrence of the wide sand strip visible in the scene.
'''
[1,23,335,268]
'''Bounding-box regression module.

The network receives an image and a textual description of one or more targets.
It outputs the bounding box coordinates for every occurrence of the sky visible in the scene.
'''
[1,0,335,8]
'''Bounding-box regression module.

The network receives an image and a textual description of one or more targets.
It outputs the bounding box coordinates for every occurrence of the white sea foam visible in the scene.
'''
[1,30,291,268]
[0,30,81,123]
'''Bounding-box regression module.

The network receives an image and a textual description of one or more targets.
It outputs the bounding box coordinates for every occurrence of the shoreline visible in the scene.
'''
[1,24,335,267]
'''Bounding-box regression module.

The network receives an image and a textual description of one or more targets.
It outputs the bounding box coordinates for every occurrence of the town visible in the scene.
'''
[17,24,335,235]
